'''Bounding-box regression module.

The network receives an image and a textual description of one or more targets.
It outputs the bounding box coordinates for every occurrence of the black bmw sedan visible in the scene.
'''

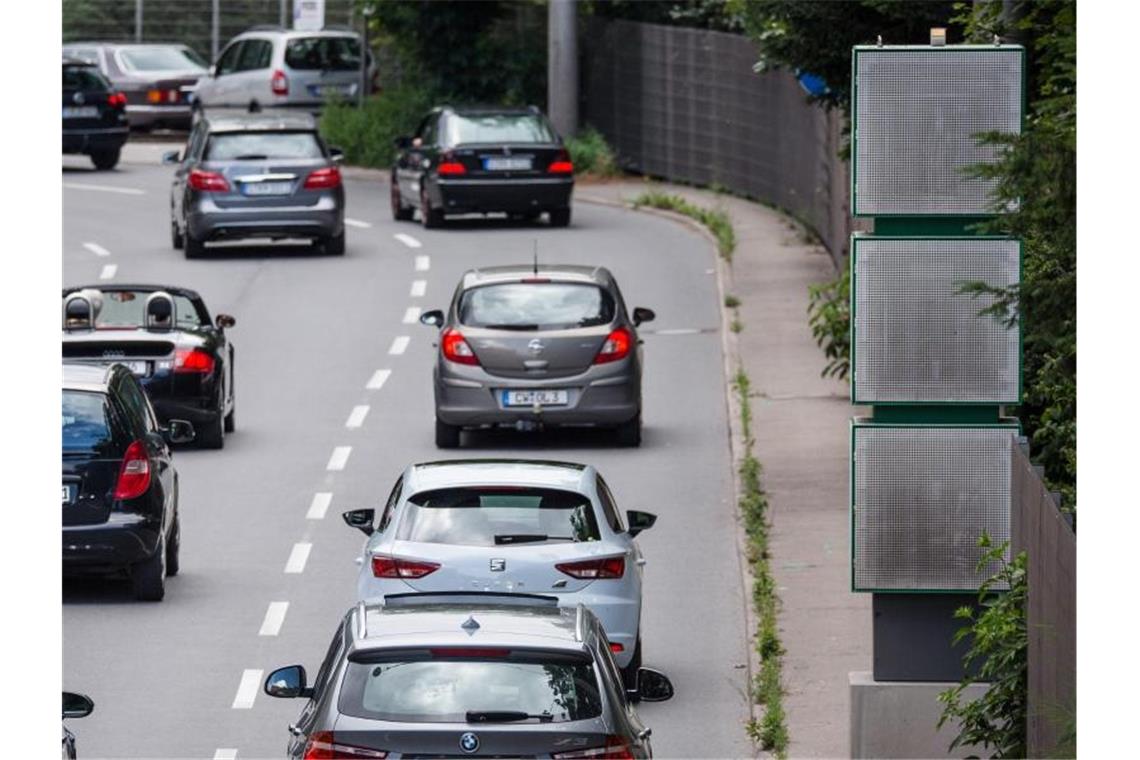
[391,105,574,228]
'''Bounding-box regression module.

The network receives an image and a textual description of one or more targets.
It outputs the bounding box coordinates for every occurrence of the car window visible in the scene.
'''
[458,283,615,331]
[285,36,361,71]
[595,634,629,707]
[62,66,110,91]
[86,290,204,329]
[186,123,207,161]
[339,651,603,724]
[204,132,323,161]
[118,46,207,72]
[236,39,272,72]
[62,391,115,454]
[397,487,600,547]
[215,41,243,76]
[114,375,156,435]
[378,477,403,533]
[311,623,347,701]
[64,48,101,66]
[444,114,556,146]
[595,476,626,533]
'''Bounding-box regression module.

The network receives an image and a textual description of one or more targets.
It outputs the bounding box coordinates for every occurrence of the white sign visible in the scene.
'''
[293,0,325,31]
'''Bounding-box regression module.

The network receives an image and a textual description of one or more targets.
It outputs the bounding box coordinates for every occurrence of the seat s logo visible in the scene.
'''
[490,558,506,572]
[459,732,480,754]
[527,338,545,355]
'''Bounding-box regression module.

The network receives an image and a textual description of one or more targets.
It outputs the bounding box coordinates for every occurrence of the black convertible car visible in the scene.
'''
[62,284,236,448]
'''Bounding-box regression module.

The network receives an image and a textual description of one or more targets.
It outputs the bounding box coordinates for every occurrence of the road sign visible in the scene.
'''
[293,0,325,31]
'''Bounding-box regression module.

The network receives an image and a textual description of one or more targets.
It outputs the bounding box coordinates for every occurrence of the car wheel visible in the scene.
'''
[90,148,121,171]
[130,540,166,601]
[622,637,643,700]
[323,230,346,255]
[165,514,181,577]
[549,207,572,227]
[197,409,225,449]
[420,185,443,229]
[170,217,184,250]
[391,178,413,221]
[435,417,461,448]
[615,413,641,447]
[184,229,206,259]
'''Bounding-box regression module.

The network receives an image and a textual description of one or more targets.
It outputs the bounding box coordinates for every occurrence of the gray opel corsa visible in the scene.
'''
[263,593,674,759]
[420,265,655,448]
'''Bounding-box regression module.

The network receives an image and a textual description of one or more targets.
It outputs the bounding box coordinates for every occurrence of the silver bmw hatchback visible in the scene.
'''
[420,265,655,447]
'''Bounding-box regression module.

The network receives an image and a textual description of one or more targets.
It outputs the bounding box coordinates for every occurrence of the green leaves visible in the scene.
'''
[806,259,850,380]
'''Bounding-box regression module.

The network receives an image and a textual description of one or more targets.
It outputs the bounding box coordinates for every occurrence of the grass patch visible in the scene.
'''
[565,127,619,178]
[633,190,736,261]
[724,294,741,308]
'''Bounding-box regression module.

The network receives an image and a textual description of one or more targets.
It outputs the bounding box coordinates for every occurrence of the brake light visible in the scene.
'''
[437,161,467,176]
[188,169,230,192]
[548,149,573,174]
[429,648,511,658]
[113,440,151,501]
[271,68,288,96]
[304,166,342,190]
[593,327,632,365]
[174,348,215,374]
[303,731,388,759]
[370,554,440,579]
[609,642,624,653]
[106,92,127,109]
[441,327,479,365]
[555,556,625,579]
[553,736,636,759]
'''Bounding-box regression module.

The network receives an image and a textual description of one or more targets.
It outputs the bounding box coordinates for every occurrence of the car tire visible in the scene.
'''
[549,207,572,227]
[197,409,225,449]
[324,230,346,255]
[435,417,461,449]
[622,637,643,700]
[90,148,121,171]
[130,541,166,601]
[184,230,206,259]
[420,186,443,229]
[615,413,641,447]
[391,178,414,221]
[165,514,181,577]
[171,217,184,250]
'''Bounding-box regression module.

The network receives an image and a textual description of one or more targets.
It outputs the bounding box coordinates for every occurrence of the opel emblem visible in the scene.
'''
[73,92,85,105]
[459,732,480,754]
[527,338,544,355]
[490,558,506,572]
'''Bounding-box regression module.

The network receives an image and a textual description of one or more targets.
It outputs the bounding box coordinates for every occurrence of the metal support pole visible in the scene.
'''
[135,0,143,42]
[211,0,220,61]
[359,7,373,107]
[547,0,578,138]
[280,0,288,28]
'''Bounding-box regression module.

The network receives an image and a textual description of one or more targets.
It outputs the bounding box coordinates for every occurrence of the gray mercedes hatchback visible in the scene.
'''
[264,593,674,758]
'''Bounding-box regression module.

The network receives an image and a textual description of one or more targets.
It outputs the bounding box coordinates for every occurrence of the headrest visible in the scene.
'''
[63,289,102,330]
[145,291,175,331]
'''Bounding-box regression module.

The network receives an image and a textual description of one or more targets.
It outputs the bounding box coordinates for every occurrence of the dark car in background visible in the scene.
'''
[164,110,346,257]
[392,105,575,228]
[62,285,237,449]
[62,58,129,170]
[62,363,193,601]
[62,42,207,130]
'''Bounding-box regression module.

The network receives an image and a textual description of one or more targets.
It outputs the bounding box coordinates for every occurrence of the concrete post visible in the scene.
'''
[547,0,578,138]
[280,0,287,27]
[135,0,143,42]
[211,0,220,61]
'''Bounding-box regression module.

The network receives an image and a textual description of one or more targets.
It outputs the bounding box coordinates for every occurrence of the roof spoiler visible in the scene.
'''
[380,591,560,608]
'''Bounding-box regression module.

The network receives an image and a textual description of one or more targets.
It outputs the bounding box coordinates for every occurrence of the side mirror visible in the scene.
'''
[163,419,196,445]
[62,692,94,720]
[634,668,674,702]
[626,510,657,537]
[393,135,411,150]
[632,307,656,327]
[419,309,445,328]
[208,64,217,77]
[264,665,313,699]
[342,508,376,536]
[329,147,345,163]
[215,313,236,329]
[162,150,181,165]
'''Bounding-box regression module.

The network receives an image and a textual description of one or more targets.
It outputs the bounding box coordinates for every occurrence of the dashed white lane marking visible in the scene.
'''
[231,669,263,709]
[344,218,372,229]
[327,446,352,471]
[395,233,423,249]
[285,543,312,574]
[307,492,333,520]
[654,328,701,335]
[213,749,238,760]
[402,306,422,324]
[346,405,370,428]
[389,336,410,355]
[410,280,427,297]
[366,369,391,390]
[414,254,430,270]
[258,602,289,636]
[64,182,145,196]
[99,264,117,280]
[83,242,110,257]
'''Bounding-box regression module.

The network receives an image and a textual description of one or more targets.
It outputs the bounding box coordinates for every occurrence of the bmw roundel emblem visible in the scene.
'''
[459,732,480,754]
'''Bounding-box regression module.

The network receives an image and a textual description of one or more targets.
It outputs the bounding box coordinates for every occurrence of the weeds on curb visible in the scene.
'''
[733,369,788,758]
[633,190,736,261]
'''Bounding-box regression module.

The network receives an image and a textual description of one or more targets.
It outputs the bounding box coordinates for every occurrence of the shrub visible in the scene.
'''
[319,86,435,169]
[806,258,850,380]
[565,127,619,177]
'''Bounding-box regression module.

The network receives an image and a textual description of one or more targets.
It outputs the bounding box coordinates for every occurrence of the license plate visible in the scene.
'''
[122,360,148,376]
[62,106,99,119]
[502,389,568,406]
[62,484,77,504]
[242,181,293,196]
[484,157,532,171]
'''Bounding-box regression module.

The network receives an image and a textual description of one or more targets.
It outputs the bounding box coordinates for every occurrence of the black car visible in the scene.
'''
[62,285,237,448]
[63,363,193,600]
[391,105,574,229]
[62,58,130,170]
[62,692,94,759]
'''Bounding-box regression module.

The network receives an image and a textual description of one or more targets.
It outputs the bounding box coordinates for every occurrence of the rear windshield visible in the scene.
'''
[205,131,323,161]
[458,283,614,331]
[118,46,207,72]
[62,391,112,453]
[444,114,556,145]
[80,290,203,329]
[285,36,361,71]
[63,66,110,91]
[398,487,601,547]
[339,652,602,723]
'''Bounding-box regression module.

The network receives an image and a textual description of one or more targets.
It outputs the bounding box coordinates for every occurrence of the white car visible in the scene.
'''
[342,458,657,688]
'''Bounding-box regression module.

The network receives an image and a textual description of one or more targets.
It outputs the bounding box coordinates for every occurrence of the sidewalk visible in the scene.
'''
[578,179,868,758]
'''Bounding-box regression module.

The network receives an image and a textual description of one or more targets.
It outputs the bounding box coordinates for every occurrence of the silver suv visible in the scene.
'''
[192,27,375,111]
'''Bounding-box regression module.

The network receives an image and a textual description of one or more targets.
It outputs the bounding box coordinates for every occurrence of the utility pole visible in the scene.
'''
[211,0,220,61]
[547,0,578,138]
[280,0,287,27]
[135,0,143,42]
[359,5,373,107]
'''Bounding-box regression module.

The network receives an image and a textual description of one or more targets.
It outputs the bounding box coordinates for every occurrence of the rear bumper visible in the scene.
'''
[434,177,573,214]
[62,127,129,155]
[63,513,161,569]
[187,194,344,242]
[150,396,218,427]
[126,104,193,129]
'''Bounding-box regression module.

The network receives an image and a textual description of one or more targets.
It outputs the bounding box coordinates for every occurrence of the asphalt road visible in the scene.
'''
[62,153,752,759]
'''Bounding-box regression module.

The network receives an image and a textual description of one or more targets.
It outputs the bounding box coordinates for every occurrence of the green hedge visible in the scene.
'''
[319,87,435,170]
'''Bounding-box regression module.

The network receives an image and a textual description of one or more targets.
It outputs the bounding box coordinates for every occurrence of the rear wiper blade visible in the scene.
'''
[466,710,553,723]
[232,154,268,160]
[494,534,574,545]
[481,323,539,331]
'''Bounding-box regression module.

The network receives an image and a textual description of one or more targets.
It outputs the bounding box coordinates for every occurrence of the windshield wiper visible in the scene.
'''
[232,154,269,160]
[466,710,553,723]
[480,323,540,331]
[494,534,574,545]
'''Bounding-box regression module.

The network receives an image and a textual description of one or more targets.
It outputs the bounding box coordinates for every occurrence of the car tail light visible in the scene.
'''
[303,731,388,760]
[593,327,633,365]
[371,554,440,579]
[548,149,573,175]
[188,169,230,193]
[555,556,625,579]
[174,348,215,374]
[437,160,467,176]
[441,327,479,365]
[271,68,289,96]
[147,88,180,104]
[609,642,624,653]
[106,92,127,109]
[304,166,342,190]
[113,440,151,501]
[553,736,636,759]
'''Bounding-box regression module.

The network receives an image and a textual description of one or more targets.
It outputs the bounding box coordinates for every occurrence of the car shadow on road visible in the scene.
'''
[410,214,567,233]
[63,576,147,605]
[193,241,330,260]
[457,425,645,451]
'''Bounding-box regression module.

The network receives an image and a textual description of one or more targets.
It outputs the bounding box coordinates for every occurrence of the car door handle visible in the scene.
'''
[354,557,363,566]
[638,728,652,740]
[288,724,303,737]
[636,558,647,566]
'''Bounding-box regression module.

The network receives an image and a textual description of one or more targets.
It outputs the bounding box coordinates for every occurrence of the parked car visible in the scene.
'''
[263,593,674,758]
[342,458,658,688]
[192,27,377,111]
[62,692,94,759]
[62,285,237,448]
[62,363,193,600]
[163,110,346,256]
[62,42,207,130]
[420,264,655,447]
[62,58,129,170]
[392,105,575,228]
